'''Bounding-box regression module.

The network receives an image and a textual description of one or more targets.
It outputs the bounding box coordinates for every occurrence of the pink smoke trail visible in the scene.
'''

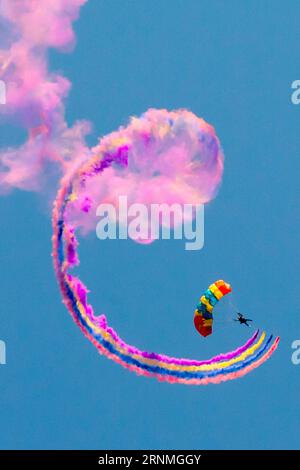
[0,0,90,192]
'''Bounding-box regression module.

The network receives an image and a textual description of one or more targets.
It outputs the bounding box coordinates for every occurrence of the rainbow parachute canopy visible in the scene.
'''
[194,280,232,337]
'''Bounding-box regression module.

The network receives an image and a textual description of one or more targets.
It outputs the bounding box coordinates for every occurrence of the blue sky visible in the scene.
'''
[0,0,300,449]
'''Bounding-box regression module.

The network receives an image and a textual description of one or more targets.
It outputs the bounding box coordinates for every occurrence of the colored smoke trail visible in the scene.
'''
[1,1,279,384]
[52,111,280,385]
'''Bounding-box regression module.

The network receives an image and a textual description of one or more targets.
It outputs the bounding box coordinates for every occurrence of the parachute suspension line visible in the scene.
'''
[228,295,240,314]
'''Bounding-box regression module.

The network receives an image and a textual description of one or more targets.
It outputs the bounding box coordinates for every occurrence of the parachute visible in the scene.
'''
[194,280,232,337]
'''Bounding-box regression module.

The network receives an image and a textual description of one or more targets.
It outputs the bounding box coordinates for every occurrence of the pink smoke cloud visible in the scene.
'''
[63,108,224,240]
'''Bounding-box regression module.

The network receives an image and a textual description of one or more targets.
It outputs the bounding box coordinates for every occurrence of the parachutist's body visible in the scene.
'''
[235,312,252,327]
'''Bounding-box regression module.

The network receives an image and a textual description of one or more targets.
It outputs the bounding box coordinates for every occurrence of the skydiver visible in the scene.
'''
[234,312,253,327]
